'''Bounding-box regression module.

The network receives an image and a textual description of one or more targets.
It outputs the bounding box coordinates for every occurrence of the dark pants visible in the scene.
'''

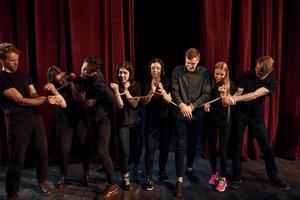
[232,112,278,179]
[144,117,171,177]
[6,113,48,195]
[56,117,90,176]
[94,116,116,184]
[118,123,140,175]
[206,125,230,177]
[175,117,203,177]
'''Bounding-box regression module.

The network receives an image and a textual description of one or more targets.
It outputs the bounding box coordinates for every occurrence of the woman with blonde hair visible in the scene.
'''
[204,61,234,192]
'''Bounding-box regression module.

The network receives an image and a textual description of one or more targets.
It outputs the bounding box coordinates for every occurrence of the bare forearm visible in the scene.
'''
[18,96,47,106]
[234,87,269,103]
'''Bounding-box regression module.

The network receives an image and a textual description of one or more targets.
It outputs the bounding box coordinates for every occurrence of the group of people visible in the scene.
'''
[0,43,289,200]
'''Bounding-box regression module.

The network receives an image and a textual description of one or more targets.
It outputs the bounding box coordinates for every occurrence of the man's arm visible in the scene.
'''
[224,87,269,105]
[235,87,269,102]
[3,86,46,106]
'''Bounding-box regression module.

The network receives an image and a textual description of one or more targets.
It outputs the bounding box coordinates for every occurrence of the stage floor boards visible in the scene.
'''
[0,152,299,200]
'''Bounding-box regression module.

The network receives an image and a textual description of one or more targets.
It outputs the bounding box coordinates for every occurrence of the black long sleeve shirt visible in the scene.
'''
[171,65,211,120]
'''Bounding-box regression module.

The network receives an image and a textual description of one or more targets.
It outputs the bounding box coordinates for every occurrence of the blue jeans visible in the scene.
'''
[118,123,140,175]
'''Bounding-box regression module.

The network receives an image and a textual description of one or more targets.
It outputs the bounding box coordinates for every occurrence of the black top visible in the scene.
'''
[0,70,35,115]
[55,82,86,125]
[78,73,115,122]
[237,70,279,118]
[116,81,141,126]
[143,78,170,120]
[171,65,211,120]
[206,81,235,126]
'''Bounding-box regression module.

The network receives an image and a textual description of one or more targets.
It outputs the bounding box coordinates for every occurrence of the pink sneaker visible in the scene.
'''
[209,172,219,185]
[216,177,227,192]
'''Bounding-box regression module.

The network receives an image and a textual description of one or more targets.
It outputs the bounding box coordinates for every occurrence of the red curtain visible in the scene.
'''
[1,0,299,163]
[0,0,134,163]
[198,0,299,160]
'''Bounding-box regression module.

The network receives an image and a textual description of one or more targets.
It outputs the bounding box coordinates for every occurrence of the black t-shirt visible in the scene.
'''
[237,70,279,118]
[116,81,141,126]
[0,70,35,114]
[143,78,170,120]
[207,81,235,126]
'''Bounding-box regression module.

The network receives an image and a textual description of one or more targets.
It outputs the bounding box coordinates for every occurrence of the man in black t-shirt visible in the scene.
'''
[223,55,289,191]
[0,43,65,200]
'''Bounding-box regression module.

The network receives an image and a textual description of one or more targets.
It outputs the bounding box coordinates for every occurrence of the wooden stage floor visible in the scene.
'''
[0,152,299,200]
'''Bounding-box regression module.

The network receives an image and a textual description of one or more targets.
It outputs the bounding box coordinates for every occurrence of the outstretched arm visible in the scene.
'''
[223,86,269,105]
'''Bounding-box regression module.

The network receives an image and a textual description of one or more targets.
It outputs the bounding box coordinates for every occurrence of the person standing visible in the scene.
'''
[171,48,211,197]
[141,58,172,191]
[0,43,64,200]
[223,55,290,190]
[79,56,121,199]
[204,62,234,192]
[45,66,91,188]
[110,61,141,191]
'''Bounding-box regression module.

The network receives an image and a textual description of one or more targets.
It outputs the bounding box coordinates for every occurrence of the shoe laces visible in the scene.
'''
[218,178,227,186]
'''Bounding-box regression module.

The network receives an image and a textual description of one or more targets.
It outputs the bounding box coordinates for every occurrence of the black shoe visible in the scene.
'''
[158,171,169,182]
[228,177,242,189]
[39,181,53,196]
[122,177,133,191]
[142,176,154,191]
[186,170,201,183]
[56,175,66,189]
[6,194,21,200]
[94,184,121,200]
[173,181,183,197]
[269,177,290,191]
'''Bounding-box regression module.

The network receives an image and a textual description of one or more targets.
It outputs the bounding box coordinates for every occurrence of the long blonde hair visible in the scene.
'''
[214,61,231,95]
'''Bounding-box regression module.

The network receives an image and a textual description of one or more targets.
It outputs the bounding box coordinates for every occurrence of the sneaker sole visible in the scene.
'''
[216,188,226,192]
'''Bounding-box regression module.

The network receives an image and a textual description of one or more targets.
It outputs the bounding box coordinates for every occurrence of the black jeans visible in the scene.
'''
[94,116,116,184]
[206,125,230,177]
[56,116,90,176]
[144,117,171,177]
[118,123,140,175]
[6,113,48,195]
[174,116,203,177]
[232,112,278,179]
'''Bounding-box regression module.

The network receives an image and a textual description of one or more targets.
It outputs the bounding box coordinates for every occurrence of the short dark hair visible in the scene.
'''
[83,56,103,74]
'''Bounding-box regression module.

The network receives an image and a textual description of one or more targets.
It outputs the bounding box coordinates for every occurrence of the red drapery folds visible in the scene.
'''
[199,0,299,160]
[0,0,134,163]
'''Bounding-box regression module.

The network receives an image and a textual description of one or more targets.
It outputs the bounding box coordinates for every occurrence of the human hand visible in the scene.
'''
[204,104,210,112]
[179,103,193,120]
[110,83,119,94]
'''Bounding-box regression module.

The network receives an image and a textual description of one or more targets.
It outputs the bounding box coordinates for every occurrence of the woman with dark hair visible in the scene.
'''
[80,56,121,199]
[110,61,141,190]
[46,66,91,189]
[141,58,172,191]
